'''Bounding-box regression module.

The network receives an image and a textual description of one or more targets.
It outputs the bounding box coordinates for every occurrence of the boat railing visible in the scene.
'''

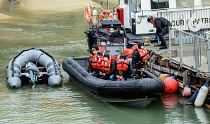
[157,6,210,35]
[169,27,210,75]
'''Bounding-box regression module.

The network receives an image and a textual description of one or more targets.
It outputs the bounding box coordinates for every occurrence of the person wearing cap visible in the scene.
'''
[98,53,116,80]
[147,16,171,49]
[123,42,137,74]
[114,54,131,81]
[132,40,149,75]
[87,45,99,74]
[91,44,99,55]
[87,50,104,77]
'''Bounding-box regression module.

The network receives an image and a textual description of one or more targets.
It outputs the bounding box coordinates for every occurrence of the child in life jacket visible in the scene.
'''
[98,53,116,80]
[114,54,131,81]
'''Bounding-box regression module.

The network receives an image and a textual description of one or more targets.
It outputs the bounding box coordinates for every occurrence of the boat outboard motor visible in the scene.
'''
[25,62,40,88]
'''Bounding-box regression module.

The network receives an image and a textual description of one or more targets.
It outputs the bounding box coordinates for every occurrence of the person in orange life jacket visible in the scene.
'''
[123,42,137,74]
[87,45,99,74]
[99,53,116,80]
[88,44,105,72]
[132,40,149,74]
[147,16,171,49]
[115,54,130,81]
[88,50,104,77]
[90,44,99,57]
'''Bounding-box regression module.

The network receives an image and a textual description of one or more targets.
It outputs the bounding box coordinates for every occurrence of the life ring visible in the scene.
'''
[84,4,92,23]
[187,16,202,32]
[99,10,114,21]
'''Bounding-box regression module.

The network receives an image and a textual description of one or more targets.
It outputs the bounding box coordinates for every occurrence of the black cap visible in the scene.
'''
[137,40,144,48]
[120,54,127,59]
[92,44,99,50]
[103,53,110,59]
[147,16,153,22]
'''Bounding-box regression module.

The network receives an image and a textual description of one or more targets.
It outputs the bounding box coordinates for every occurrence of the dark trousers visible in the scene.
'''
[99,75,109,80]
[158,27,169,46]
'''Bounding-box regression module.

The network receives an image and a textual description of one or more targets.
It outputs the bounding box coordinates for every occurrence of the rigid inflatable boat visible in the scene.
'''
[62,19,164,107]
[7,48,62,88]
[62,57,164,103]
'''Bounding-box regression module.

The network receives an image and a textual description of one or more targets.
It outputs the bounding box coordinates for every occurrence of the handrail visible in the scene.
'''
[169,27,210,76]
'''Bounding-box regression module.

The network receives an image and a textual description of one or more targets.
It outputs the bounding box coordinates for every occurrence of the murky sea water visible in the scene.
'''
[0,0,210,124]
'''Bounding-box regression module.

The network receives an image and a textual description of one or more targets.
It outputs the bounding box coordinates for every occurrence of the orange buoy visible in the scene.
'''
[159,74,169,81]
[99,10,114,21]
[84,4,92,23]
[164,76,179,93]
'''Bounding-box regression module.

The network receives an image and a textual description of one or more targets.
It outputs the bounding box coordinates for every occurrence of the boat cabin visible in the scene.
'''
[85,19,128,56]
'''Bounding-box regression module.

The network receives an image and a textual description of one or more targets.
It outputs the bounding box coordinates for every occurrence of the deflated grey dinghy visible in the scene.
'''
[7,48,62,88]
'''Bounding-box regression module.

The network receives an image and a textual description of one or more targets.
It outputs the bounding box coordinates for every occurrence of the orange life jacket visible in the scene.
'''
[137,48,149,62]
[100,58,112,72]
[89,46,105,61]
[90,55,104,69]
[123,44,138,58]
[123,49,133,58]
[98,46,106,53]
[116,58,129,71]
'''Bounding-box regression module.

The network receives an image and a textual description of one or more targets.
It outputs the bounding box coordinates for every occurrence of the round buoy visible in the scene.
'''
[164,77,179,93]
[159,74,169,81]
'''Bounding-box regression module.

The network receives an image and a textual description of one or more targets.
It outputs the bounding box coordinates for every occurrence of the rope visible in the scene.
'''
[36,52,62,66]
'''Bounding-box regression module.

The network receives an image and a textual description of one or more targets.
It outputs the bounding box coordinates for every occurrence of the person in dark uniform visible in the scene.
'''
[147,16,171,49]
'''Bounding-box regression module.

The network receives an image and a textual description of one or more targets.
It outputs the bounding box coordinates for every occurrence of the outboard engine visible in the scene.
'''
[25,62,40,88]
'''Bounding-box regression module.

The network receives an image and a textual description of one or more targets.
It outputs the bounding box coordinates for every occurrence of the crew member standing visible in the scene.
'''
[147,16,171,49]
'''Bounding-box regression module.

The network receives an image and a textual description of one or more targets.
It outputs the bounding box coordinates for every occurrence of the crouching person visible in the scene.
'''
[99,53,116,80]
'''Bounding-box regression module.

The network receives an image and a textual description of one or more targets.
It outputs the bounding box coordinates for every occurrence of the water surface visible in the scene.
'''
[0,0,210,124]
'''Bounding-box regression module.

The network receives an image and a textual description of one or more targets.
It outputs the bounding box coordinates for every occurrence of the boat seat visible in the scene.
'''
[21,66,46,73]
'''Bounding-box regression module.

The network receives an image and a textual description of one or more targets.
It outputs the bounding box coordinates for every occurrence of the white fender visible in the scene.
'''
[194,84,209,107]
[182,85,191,97]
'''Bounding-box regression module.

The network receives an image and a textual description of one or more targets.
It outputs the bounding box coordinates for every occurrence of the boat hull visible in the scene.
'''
[62,57,164,99]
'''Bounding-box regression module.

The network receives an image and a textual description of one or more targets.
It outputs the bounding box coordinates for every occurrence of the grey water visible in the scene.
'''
[0,0,210,124]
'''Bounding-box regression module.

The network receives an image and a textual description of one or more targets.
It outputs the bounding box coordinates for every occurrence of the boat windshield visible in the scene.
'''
[96,27,125,45]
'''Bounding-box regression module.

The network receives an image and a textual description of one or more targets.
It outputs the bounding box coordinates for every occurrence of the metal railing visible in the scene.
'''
[169,27,210,74]
[157,6,210,35]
